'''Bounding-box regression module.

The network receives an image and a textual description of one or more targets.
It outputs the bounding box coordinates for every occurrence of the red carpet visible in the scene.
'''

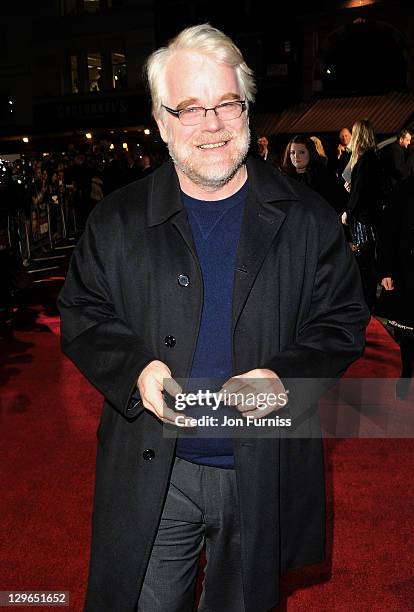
[1,288,413,611]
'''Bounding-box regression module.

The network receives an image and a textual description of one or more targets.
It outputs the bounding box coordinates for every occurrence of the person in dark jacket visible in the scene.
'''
[334,127,352,181]
[256,135,279,167]
[341,119,383,311]
[380,128,412,196]
[136,152,157,178]
[58,24,369,612]
[281,134,346,212]
[377,175,414,399]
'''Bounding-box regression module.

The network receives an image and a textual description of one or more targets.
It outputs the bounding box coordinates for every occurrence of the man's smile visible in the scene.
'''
[197,141,228,149]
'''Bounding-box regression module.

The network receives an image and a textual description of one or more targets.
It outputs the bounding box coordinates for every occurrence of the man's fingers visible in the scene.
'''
[234,395,279,413]
[219,377,252,397]
[144,397,180,425]
[242,409,265,419]
[160,400,182,424]
[223,384,255,405]
[234,402,261,413]
[219,372,287,415]
[220,377,283,409]
[143,391,195,427]
[241,404,280,419]
[163,377,183,397]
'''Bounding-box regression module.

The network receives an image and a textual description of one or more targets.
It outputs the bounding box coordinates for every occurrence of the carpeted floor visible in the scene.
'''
[1,284,413,611]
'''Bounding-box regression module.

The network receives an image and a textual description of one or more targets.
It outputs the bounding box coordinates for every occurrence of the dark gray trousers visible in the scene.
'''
[137,457,246,612]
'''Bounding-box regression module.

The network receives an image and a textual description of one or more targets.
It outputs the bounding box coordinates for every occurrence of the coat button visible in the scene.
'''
[142,448,155,461]
[164,335,176,348]
[177,274,190,287]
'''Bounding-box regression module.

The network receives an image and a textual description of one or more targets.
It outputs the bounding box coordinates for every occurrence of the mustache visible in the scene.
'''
[192,131,233,146]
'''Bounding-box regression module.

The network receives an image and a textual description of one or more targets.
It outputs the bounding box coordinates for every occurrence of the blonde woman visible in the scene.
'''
[310,135,328,165]
[341,119,383,310]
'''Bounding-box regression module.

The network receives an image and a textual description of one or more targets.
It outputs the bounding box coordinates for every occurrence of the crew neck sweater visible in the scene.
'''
[175,181,248,468]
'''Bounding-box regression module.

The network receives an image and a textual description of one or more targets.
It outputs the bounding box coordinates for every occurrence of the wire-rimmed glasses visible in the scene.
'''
[162,101,246,126]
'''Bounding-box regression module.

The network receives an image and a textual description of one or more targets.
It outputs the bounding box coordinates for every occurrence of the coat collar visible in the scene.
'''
[146,160,182,227]
[146,156,300,227]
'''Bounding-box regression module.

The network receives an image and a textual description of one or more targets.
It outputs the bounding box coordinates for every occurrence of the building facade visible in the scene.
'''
[1,0,413,152]
[1,0,156,152]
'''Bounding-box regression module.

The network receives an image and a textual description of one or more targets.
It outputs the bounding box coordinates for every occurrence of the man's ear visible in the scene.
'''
[154,113,168,144]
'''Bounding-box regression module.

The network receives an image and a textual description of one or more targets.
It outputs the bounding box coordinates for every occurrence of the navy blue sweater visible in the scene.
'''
[175,181,248,468]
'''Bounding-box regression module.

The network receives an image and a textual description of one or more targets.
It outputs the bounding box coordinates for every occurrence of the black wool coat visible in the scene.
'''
[58,158,369,612]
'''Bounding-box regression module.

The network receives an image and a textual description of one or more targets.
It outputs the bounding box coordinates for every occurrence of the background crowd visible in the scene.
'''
[258,124,414,399]
[0,144,160,250]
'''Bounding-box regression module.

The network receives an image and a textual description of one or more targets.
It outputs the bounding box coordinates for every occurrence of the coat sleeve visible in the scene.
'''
[263,212,370,421]
[58,210,156,418]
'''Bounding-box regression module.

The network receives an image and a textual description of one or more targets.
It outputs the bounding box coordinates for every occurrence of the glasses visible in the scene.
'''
[162,101,246,126]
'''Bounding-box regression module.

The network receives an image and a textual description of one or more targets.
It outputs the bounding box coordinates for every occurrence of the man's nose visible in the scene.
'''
[201,108,224,130]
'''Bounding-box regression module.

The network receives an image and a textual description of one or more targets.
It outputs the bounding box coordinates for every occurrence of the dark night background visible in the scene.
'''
[0,0,413,154]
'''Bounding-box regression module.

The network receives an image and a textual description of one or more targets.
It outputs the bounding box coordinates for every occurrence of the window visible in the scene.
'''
[71,55,79,93]
[112,50,127,89]
[84,0,100,12]
[61,0,80,15]
[88,53,102,91]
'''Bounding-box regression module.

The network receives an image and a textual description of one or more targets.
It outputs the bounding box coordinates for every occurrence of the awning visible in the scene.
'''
[251,92,414,136]
[251,103,307,136]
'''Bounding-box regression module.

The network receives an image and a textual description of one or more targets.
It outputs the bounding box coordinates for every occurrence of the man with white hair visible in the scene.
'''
[59,24,369,611]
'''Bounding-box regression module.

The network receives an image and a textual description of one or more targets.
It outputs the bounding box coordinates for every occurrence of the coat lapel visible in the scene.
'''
[232,194,286,328]
[147,159,199,258]
[232,159,299,328]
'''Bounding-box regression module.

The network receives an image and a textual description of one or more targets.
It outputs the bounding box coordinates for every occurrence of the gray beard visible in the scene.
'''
[168,126,250,189]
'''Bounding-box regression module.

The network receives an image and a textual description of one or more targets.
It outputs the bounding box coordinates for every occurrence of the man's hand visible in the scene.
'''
[341,211,348,225]
[138,360,185,425]
[220,368,288,419]
[381,277,394,291]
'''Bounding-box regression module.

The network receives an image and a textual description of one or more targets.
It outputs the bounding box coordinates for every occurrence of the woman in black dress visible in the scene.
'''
[281,134,346,213]
[341,119,383,311]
